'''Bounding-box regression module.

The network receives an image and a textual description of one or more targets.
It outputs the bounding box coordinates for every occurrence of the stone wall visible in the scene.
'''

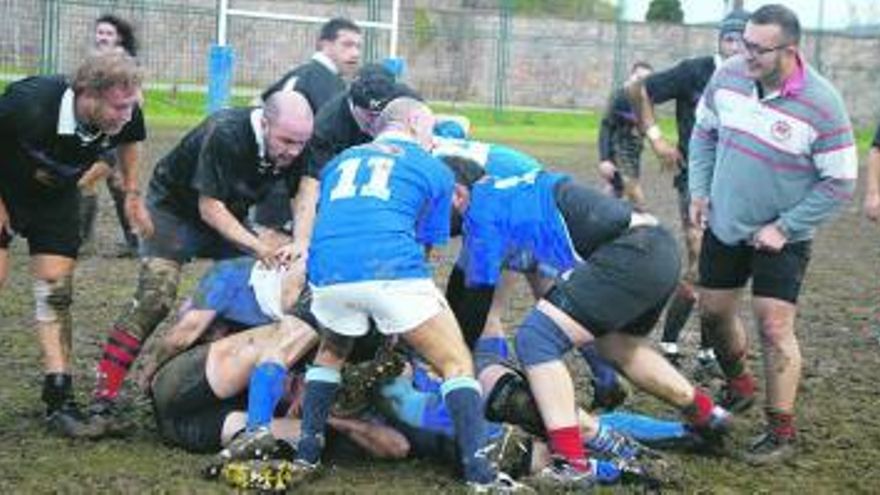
[2,0,877,125]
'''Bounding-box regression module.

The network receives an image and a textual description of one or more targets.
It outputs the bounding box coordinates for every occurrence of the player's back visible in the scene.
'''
[309,137,453,286]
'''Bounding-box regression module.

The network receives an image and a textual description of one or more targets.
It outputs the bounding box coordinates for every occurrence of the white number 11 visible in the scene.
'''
[329,156,394,201]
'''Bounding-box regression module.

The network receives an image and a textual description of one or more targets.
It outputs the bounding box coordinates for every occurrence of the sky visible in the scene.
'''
[622,0,880,30]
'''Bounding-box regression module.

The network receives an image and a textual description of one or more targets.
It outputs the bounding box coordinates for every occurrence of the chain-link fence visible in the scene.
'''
[2,0,878,125]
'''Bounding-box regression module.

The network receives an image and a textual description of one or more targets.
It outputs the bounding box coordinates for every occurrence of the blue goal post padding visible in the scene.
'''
[208,45,235,114]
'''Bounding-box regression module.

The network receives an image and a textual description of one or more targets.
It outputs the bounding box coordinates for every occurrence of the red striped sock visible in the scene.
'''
[767,409,796,439]
[94,327,142,401]
[547,426,589,472]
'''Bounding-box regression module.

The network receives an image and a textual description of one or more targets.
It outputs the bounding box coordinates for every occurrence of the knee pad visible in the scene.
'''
[514,309,572,368]
[484,371,544,437]
[34,276,73,324]
[118,258,180,339]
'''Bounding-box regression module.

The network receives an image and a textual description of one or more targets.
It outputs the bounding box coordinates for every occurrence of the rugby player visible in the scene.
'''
[85,90,314,435]
[77,14,142,256]
[445,159,732,488]
[0,51,146,436]
[689,4,857,464]
[625,9,749,368]
[292,97,521,491]
[253,17,362,231]
[597,61,653,209]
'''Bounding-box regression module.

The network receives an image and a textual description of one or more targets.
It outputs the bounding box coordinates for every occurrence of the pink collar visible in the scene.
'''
[780,53,806,98]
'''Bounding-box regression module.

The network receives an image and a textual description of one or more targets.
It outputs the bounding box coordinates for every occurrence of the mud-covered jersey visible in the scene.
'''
[190,257,274,327]
[147,107,306,221]
[308,135,454,286]
[643,55,717,161]
[432,137,542,177]
[0,75,145,191]
[261,55,345,112]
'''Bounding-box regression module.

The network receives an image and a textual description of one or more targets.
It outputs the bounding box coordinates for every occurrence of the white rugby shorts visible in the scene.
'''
[310,278,446,337]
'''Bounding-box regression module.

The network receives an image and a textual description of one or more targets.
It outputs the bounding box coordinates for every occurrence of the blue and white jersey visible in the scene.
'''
[191,257,276,327]
[308,134,454,286]
[432,137,542,178]
[463,171,576,286]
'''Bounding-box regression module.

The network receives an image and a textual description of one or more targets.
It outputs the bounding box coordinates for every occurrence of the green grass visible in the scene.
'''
[1,81,875,151]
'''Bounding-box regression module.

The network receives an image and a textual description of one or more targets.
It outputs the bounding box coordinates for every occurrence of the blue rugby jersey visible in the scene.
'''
[191,257,274,327]
[463,171,575,286]
[432,137,542,177]
[308,134,454,286]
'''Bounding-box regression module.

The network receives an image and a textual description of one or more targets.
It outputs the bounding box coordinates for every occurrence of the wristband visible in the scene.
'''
[646,124,663,141]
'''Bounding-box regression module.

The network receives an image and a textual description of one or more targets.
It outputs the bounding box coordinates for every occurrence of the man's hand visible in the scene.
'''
[651,137,683,172]
[752,223,787,253]
[274,241,308,270]
[254,241,280,269]
[598,160,618,182]
[864,191,880,222]
[689,197,710,231]
[77,161,112,191]
[125,192,154,239]
[0,197,11,239]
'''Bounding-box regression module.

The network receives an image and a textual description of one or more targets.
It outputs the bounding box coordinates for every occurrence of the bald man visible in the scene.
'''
[84,91,315,437]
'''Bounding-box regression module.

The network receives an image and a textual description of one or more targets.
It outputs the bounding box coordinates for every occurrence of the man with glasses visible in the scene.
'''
[625,10,749,372]
[689,4,857,464]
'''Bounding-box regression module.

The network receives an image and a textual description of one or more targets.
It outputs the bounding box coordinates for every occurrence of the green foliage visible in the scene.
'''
[646,0,684,23]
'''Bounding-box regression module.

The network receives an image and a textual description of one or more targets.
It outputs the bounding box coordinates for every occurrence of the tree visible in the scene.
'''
[646,0,684,23]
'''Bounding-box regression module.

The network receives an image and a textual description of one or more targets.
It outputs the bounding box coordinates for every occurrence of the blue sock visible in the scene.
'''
[442,377,495,484]
[474,336,509,360]
[246,361,286,431]
[579,344,618,392]
[296,366,341,464]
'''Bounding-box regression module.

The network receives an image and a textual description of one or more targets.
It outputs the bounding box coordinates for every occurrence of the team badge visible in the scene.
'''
[771,120,792,142]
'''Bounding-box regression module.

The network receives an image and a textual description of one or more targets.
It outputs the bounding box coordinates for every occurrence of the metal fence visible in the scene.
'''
[2,0,878,125]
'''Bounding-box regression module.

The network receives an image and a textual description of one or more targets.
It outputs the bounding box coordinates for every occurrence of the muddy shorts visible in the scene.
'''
[612,127,645,179]
[151,344,246,453]
[699,229,812,304]
[546,225,681,338]
[0,179,81,257]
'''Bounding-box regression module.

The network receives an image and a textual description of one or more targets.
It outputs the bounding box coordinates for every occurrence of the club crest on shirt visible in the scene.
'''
[771,120,792,142]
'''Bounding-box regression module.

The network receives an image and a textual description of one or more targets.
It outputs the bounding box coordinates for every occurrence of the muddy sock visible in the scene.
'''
[766,408,796,440]
[661,283,696,344]
[728,373,757,397]
[442,377,494,484]
[297,366,340,464]
[94,327,142,402]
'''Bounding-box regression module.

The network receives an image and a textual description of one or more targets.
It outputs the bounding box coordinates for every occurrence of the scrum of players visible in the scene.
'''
[0,3,870,493]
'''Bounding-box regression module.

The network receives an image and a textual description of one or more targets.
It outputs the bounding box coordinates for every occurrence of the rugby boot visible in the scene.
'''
[527,457,599,491]
[86,398,135,438]
[742,430,797,465]
[219,426,277,463]
[46,400,102,439]
[468,470,533,494]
